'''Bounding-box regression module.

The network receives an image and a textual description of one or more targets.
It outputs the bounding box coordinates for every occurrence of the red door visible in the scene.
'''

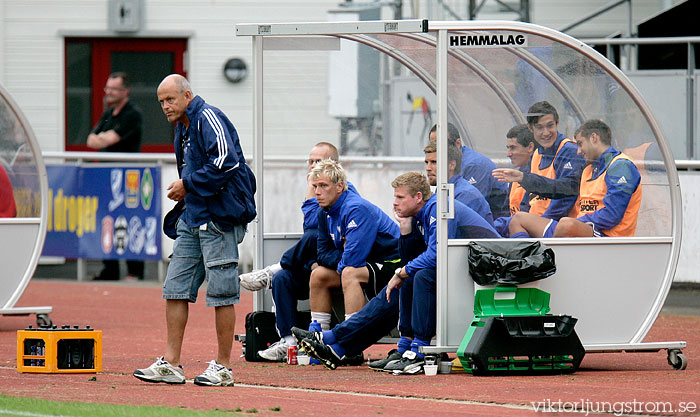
[65,38,188,152]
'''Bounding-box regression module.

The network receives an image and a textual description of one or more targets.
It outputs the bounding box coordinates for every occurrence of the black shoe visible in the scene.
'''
[383,350,425,374]
[368,349,403,371]
[291,327,322,345]
[340,353,364,367]
[300,338,342,370]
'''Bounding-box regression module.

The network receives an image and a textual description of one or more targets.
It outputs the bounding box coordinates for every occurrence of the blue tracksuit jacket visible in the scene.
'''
[461,145,510,218]
[450,174,494,226]
[519,133,585,220]
[329,193,499,356]
[316,190,400,274]
[403,194,500,277]
[167,95,256,233]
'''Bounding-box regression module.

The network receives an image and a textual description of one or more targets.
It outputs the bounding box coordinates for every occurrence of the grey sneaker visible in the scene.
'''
[133,356,185,384]
[368,349,403,371]
[384,350,425,375]
[258,340,288,362]
[291,326,322,345]
[193,360,234,387]
[240,267,274,291]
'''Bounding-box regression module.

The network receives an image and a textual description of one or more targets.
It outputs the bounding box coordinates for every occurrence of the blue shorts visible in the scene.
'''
[163,218,246,307]
[542,219,603,238]
[542,219,558,238]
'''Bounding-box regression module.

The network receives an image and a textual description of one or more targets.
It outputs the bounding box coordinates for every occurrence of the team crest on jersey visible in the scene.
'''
[564,162,573,169]
[347,219,358,228]
[617,176,627,184]
[467,177,477,184]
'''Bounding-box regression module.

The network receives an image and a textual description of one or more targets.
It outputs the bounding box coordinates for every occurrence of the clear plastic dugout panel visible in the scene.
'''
[0,84,48,313]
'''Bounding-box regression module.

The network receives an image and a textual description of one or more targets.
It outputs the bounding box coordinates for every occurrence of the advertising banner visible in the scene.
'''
[42,165,161,260]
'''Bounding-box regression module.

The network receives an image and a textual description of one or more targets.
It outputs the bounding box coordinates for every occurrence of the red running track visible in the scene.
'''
[0,280,698,416]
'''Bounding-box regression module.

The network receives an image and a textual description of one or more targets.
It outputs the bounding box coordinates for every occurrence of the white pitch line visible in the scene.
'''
[234,383,532,411]
[0,410,73,417]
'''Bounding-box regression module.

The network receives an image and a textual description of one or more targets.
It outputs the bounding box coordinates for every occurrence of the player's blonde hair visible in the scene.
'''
[309,159,348,191]
[391,172,432,202]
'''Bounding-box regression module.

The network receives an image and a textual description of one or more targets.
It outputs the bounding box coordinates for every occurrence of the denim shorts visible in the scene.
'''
[163,218,246,307]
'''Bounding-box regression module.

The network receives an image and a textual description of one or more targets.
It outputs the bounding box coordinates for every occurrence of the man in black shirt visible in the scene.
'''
[87,72,144,280]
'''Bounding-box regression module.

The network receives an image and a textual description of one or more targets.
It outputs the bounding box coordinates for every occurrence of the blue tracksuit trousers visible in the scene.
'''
[411,268,437,342]
[331,285,400,357]
[397,268,436,341]
[279,227,318,271]
[271,228,317,337]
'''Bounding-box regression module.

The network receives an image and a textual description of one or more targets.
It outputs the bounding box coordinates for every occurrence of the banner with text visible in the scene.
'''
[42,165,161,260]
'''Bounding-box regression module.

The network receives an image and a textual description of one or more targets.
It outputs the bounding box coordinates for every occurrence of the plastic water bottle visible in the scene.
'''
[38,341,45,366]
[30,344,36,366]
[308,320,321,365]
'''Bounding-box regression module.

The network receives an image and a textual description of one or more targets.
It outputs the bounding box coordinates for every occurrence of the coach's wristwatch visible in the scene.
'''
[395,267,406,279]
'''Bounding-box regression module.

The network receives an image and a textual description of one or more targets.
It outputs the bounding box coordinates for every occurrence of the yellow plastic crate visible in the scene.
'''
[17,327,102,373]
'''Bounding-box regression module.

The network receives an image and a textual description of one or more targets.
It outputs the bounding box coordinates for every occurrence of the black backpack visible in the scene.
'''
[243,311,279,362]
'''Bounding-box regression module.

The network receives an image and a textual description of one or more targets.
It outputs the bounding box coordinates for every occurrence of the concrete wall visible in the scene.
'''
[676,172,700,283]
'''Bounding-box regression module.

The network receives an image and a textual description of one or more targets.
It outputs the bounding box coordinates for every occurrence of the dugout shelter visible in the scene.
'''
[236,19,686,367]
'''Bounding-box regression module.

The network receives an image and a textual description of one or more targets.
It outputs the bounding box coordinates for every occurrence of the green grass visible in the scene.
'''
[0,395,257,417]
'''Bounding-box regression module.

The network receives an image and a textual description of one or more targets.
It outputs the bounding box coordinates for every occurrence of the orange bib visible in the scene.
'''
[528,138,573,215]
[509,182,526,215]
[576,153,642,237]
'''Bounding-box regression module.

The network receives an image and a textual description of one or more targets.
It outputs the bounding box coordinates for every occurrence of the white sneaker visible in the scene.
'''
[240,267,274,291]
[258,340,288,362]
[133,356,186,384]
[193,360,235,387]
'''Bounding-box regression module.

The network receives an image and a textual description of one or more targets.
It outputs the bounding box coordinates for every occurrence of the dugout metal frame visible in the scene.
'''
[236,19,686,368]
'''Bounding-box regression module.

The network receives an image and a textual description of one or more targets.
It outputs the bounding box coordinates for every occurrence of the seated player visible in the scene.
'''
[491,124,536,236]
[292,172,499,371]
[509,119,641,238]
[492,101,586,220]
[240,143,359,362]
[423,141,493,225]
[308,160,400,334]
[430,123,510,218]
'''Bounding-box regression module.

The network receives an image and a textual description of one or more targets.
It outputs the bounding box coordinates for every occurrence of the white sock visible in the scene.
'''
[344,312,356,321]
[283,335,296,346]
[268,263,282,274]
[311,312,332,331]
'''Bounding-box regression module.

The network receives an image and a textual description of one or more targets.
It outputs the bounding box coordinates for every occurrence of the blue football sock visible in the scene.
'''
[511,231,530,239]
[397,336,412,354]
[321,330,337,345]
[329,342,346,358]
[411,338,430,359]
